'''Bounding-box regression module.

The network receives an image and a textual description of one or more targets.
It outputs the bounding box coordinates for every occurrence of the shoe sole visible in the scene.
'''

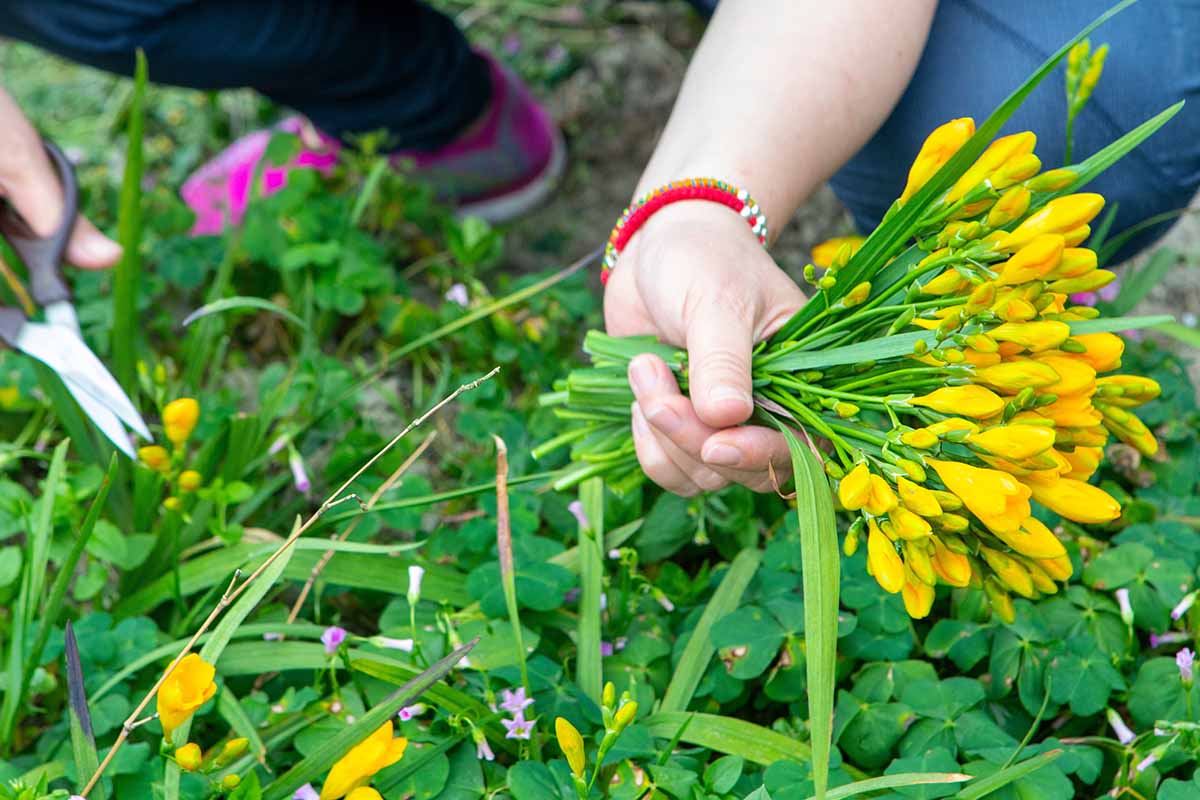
[455,130,567,224]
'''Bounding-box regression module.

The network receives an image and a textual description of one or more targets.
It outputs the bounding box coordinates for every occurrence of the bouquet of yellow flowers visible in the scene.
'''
[538,44,1177,625]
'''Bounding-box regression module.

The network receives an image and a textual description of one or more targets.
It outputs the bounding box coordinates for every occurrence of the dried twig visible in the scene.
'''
[80,369,498,797]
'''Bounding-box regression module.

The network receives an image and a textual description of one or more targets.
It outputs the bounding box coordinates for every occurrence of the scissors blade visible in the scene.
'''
[15,320,152,439]
[59,375,136,458]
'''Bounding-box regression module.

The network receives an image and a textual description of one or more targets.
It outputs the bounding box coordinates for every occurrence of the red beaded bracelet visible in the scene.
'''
[600,178,769,285]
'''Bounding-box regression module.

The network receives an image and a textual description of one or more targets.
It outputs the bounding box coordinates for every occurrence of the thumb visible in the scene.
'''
[685,296,756,429]
[65,216,122,270]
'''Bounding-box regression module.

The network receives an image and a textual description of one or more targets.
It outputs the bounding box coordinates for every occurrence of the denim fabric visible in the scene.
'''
[829,0,1200,262]
[0,0,491,150]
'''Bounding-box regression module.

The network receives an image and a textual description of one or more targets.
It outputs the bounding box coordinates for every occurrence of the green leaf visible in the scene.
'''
[576,478,605,704]
[217,690,268,768]
[262,639,477,800]
[1156,320,1200,348]
[705,755,745,794]
[710,606,786,680]
[640,712,811,767]
[1128,657,1200,729]
[227,770,262,800]
[181,296,309,330]
[1047,638,1125,715]
[1160,770,1200,800]
[660,548,761,713]
[837,697,914,770]
[780,427,840,800]
[65,622,105,800]
[1108,248,1176,316]
[508,761,562,800]
[824,769,970,800]
[954,750,1065,800]
[428,742,484,800]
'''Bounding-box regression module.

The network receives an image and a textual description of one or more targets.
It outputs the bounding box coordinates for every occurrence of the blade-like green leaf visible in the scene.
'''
[765,315,1174,372]
[217,688,269,768]
[262,639,477,800]
[769,0,1139,345]
[576,478,605,705]
[181,296,309,330]
[954,750,1063,799]
[641,712,812,767]
[779,428,839,800]
[1156,321,1200,348]
[112,48,146,390]
[1108,249,1176,316]
[65,622,106,800]
[807,773,972,800]
[660,549,761,713]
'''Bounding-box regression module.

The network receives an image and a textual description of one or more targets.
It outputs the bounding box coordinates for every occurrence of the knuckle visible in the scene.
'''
[692,468,729,493]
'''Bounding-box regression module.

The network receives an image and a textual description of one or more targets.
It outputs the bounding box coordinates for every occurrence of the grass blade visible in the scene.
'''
[0,440,69,751]
[1108,248,1177,316]
[65,622,106,800]
[494,436,530,695]
[1155,320,1200,348]
[576,478,605,705]
[111,48,146,390]
[807,772,972,800]
[262,639,477,800]
[641,712,816,767]
[660,548,761,713]
[217,689,269,768]
[779,428,840,800]
[954,749,1063,799]
[182,296,309,330]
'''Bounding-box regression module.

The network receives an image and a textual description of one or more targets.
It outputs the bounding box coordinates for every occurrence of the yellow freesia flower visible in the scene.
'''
[1022,557,1060,595]
[346,790,383,800]
[928,459,1032,535]
[320,722,407,800]
[1098,403,1159,456]
[984,578,1017,623]
[989,320,1071,352]
[156,654,217,741]
[922,269,970,296]
[139,445,170,473]
[811,236,866,268]
[986,186,1032,227]
[556,717,586,777]
[1026,477,1121,524]
[178,470,203,492]
[1032,354,1096,396]
[898,476,942,517]
[175,743,202,772]
[1025,168,1077,192]
[1035,392,1103,429]
[930,537,972,587]
[911,386,1004,418]
[163,398,201,445]
[996,194,1105,251]
[1095,375,1161,407]
[965,425,1055,460]
[1070,332,1124,372]
[867,519,905,594]
[864,474,899,516]
[1061,446,1103,481]
[1039,554,1075,581]
[900,428,939,449]
[1045,247,1097,280]
[947,131,1036,202]
[992,516,1067,559]
[900,117,975,203]
[837,463,872,511]
[889,506,933,540]
[996,235,1064,286]
[981,546,1036,598]
[902,569,936,619]
[972,360,1060,393]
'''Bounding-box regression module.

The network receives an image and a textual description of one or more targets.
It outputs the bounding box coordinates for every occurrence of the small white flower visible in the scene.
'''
[445,283,470,307]
[1115,588,1133,624]
[408,564,425,607]
[1171,591,1196,620]
[371,636,415,652]
[1107,708,1135,744]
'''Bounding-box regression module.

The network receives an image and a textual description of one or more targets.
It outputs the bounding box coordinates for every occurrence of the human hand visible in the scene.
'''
[603,202,807,495]
[0,88,121,269]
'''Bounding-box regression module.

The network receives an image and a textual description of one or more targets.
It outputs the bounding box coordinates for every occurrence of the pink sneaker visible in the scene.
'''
[180,52,564,234]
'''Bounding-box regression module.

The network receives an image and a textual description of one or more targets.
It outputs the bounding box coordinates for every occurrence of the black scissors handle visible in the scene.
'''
[0,140,78,307]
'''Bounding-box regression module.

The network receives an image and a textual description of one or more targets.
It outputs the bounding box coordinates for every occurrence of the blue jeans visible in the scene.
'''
[830,0,1200,261]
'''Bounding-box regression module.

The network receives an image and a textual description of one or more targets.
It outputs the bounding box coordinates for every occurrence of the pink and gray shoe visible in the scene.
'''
[180,52,565,234]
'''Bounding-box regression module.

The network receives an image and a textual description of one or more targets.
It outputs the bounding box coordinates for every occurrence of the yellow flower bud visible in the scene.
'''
[902,569,937,618]
[1025,168,1078,193]
[973,359,1061,393]
[222,775,242,791]
[922,269,970,296]
[843,524,861,556]
[1071,332,1124,372]
[901,117,976,204]
[865,474,900,516]
[981,546,1036,598]
[1032,355,1096,396]
[175,742,203,772]
[812,236,865,268]
[1078,43,1109,99]
[991,153,1042,190]
[1062,446,1103,481]
[1022,557,1059,595]
[1099,402,1159,457]
[990,320,1071,352]
[163,497,182,512]
[986,186,1032,228]
[1067,40,1090,73]
[897,476,942,517]
[926,418,979,437]
[1095,375,1161,408]
[930,536,972,587]
[992,296,1039,323]
[947,131,1036,203]
[178,470,203,492]
[1039,554,1075,581]
[996,235,1065,286]
[966,425,1055,460]
[928,459,1032,536]
[320,722,407,800]
[157,654,217,741]
[984,578,1017,624]
[837,463,872,511]
[1045,247,1097,280]
[1062,225,1091,247]
[602,682,616,709]
[900,428,939,449]
[930,490,963,512]
[1026,478,1121,524]
[614,700,638,730]
[889,506,933,540]
[345,789,382,800]
[555,717,587,778]
[842,281,871,308]
[996,194,1105,252]
[867,519,905,594]
[911,385,1005,418]
[139,445,170,473]
[163,398,201,446]
[993,516,1068,560]
[904,540,937,585]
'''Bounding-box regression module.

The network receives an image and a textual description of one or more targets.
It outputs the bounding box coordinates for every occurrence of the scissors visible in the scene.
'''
[0,141,151,458]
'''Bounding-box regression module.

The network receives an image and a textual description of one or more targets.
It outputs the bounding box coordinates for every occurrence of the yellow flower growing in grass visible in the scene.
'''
[139,445,170,473]
[156,654,217,740]
[163,398,201,445]
[175,742,202,772]
[320,721,407,800]
[555,717,587,778]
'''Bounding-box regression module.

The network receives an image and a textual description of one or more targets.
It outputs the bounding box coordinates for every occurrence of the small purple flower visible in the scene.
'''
[1171,592,1196,620]
[407,564,425,605]
[475,729,495,761]
[600,593,608,612]
[564,588,581,604]
[268,435,289,456]
[568,500,590,530]
[1177,648,1194,683]
[1115,588,1133,625]
[1150,631,1188,648]
[263,632,283,641]
[502,712,536,740]
[289,448,311,495]
[398,703,426,721]
[500,687,534,715]
[294,785,319,800]
[1097,278,1121,303]
[657,593,675,613]
[608,548,621,559]
[445,283,469,307]
[601,641,614,657]
[502,34,522,56]
[1070,291,1098,306]
[321,626,346,655]
[371,635,414,652]
[614,636,628,651]
[1136,753,1158,773]
[1107,708,1135,744]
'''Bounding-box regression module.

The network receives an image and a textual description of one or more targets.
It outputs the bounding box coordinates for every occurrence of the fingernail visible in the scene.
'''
[702,443,743,468]
[628,357,653,397]
[645,404,682,435]
[86,235,122,262]
[709,386,752,411]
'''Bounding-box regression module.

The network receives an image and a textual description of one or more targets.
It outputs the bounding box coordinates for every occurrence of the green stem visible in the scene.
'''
[832,366,955,393]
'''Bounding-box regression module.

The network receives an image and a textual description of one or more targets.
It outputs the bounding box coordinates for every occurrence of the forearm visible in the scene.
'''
[635,0,937,239]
